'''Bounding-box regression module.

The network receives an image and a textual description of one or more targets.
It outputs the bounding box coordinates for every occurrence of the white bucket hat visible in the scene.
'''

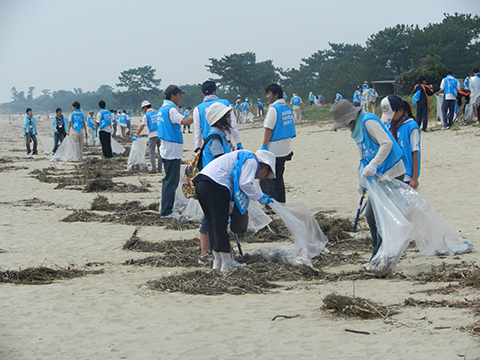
[255,150,276,179]
[206,102,232,126]
[141,100,151,108]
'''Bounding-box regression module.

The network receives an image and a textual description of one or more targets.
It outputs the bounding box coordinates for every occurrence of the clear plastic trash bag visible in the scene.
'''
[254,201,329,268]
[94,136,101,146]
[51,135,75,162]
[464,103,474,123]
[179,199,204,222]
[436,94,444,122]
[111,136,125,156]
[366,176,473,276]
[246,201,272,234]
[127,137,148,172]
[37,135,54,155]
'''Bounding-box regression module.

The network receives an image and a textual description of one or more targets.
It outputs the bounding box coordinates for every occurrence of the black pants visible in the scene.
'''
[99,131,112,158]
[259,152,293,203]
[416,105,429,131]
[442,99,456,127]
[26,133,37,154]
[194,175,231,253]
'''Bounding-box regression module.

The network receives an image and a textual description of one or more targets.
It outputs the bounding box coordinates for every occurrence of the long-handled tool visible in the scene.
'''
[234,233,243,256]
[353,194,366,233]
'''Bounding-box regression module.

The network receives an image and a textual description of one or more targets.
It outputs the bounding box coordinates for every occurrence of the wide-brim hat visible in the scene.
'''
[206,102,232,126]
[255,150,276,179]
[141,100,151,108]
[330,99,361,129]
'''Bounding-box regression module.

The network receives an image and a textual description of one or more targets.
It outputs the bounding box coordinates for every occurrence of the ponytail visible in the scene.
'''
[402,101,415,121]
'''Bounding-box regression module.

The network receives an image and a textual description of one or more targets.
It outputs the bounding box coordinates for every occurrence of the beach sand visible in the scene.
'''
[1,114,480,359]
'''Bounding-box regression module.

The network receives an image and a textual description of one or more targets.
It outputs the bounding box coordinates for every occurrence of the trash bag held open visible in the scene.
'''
[127,137,148,172]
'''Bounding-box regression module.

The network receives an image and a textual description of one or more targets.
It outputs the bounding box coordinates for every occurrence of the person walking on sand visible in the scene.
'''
[413,76,434,132]
[193,80,243,153]
[353,86,362,107]
[290,93,303,123]
[308,90,315,106]
[51,108,68,153]
[157,85,193,218]
[194,149,275,272]
[86,110,96,145]
[469,67,480,122]
[23,108,38,155]
[118,110,128,137]
[95,100,113,159]
[132,100,162,173]
[330,99,405,271]
[67,101,87,161]
[436,70,460,129]
[257,97,264,117]
[260,83,296,203]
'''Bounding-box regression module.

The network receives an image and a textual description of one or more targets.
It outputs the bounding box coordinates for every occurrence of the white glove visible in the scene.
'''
[362,163,378,177]
[357,184,365,196]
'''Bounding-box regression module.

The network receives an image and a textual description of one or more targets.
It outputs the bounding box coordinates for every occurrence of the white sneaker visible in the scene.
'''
[162,211,180,219]
[212,258,222,270]
[220,260,246,273]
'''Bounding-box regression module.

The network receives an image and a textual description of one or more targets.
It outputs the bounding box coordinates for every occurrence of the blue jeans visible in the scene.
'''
[53,132,66,153]
[161,158,181,216]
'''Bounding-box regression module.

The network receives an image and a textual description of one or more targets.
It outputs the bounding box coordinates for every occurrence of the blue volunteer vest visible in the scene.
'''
[202,130,231,167]
[157,105,183,143]
[183,109,189,117]
[444,76,458,97]
[389,119,421,178]
[119,113,127,125]
[270,104,296,142]
[353,90,361,103]
[197,98,230,139]
[87,115,96,129]
[257,100,263,107]
[291,96,301,106]
[71,110,85,132]
[360,113,403,175]
[98,109,112,130]
[145,111,158,133]
[232,151,259,215]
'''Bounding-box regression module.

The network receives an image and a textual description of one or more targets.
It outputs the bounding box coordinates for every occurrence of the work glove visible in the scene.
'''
[259,194,273,205]
[236,142,243,150]
[33,130,38,135]
[362,163,378,177]
[95,131,98,137]
[23,131,26,137]
[261,144,268,151]
[357,184,366,196]
[131,135,138,141]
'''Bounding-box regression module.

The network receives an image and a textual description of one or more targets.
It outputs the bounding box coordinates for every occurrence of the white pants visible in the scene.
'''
[293,106,302,123]
[71,129,84,161]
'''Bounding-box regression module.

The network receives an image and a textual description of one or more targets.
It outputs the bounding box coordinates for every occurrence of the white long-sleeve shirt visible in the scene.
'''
[193,95,241,149]
[199,150,263,201]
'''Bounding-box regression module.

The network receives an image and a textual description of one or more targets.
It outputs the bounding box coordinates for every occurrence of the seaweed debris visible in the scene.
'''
[0,266,104,285]
[322,293,396,319]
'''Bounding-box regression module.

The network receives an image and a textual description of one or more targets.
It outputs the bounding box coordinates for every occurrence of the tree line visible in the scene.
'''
[3,13,479,114]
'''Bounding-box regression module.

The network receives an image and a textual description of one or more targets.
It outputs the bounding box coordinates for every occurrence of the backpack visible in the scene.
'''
[368,89,377,103]
[182,133,222,199]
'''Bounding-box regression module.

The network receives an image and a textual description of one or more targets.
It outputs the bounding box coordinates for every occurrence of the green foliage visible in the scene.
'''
[301,105,332,123]
[396,55,448,95]
[206,52,279,100]
[115,65,162,110]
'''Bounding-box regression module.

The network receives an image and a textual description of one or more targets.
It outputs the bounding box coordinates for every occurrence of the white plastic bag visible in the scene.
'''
[51,136,75,162]
[180,199,204,222]
[464,103,474,123]
[127,138,148,172]
[38,135,54,155]
[94,136,101,146]
[254,201,329,267]
[366,176,473,276]
[111,136,125,156]
[436,94,444,123]
[247,201,272,233]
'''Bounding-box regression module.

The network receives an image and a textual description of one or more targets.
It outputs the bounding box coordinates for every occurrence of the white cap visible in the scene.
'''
[255,150,276,179]
[206,102,232,126]
[141,100,151,108]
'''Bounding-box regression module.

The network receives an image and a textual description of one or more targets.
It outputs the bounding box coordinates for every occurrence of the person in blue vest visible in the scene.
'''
[381,95,420,189]
[118,110,128,137]
[260,83,296,203]
[125,111,131,135]
[95,100,113,158]
[352,86,362,106]
[67,101,87,161]
[469,67,480,122]
[436,71,460,129]
[86,110,96,146]
[330,99,405,269]
[23,108,38,155]
[290,93,303,123]
[413,76,434,132]
[133,100,162,173]
[183,107,192,133]
[193,80,242,152]
[193,149,275,272]
[51,108,69,153]
[157,85,193,218]
[239,98,249,123]
[234,99,240,119]
[257,97,264,117]
[197,102,233,264]
[308,90,315,106]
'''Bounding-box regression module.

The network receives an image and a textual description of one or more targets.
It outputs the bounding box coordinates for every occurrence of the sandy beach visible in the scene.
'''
[1,113,480,360]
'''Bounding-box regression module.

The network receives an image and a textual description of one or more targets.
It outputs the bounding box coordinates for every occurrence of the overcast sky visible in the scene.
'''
[0,0,478,103]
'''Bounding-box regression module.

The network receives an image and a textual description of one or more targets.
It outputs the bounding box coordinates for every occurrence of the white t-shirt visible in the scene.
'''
[263,99,293,157]
[199,150,263,201]
[160,105,185,160]
[141,108,158,139]
[404,127,420,182]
